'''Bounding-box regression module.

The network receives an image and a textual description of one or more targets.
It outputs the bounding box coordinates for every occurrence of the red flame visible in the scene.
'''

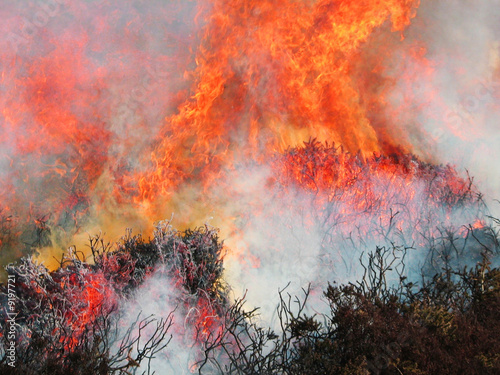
[0,0,490,348]
[137,0,421,204]
[0,1,429,254]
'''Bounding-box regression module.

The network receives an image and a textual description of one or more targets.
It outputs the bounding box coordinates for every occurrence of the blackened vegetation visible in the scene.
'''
[0,135,499,374]
[0,223,227,375]
[0,249,171,375]
[89,223,226,299]
[196,237,500,375]
[0,221,498,374]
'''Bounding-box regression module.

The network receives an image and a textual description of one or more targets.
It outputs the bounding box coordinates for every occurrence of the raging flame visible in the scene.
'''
[139,0,420,204]
[0,0,434,268]
[2,2,499,370]
[0,0,489,309]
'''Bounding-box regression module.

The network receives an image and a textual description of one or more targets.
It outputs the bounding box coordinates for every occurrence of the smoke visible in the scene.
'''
[0,0,202,266]
[383,0,500,213]
[218,156,488,327]
[1,0,499,371]
[112,268,197,375]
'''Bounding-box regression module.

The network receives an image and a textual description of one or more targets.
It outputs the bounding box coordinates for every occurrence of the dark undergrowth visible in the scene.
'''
[0,221,499,374]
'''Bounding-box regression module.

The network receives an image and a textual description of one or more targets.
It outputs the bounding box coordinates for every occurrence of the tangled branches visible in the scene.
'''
[0,218,499,374]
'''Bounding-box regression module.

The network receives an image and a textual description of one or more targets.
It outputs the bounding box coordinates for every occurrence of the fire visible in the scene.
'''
[54,270,116,350]
[1,0,488,305]
[0,0,439,269]
[138,0,420,205]
[0,0,498,370]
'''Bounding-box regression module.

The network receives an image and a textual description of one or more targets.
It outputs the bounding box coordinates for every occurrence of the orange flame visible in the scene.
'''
[138,0,420,205]
[5,0,482,270]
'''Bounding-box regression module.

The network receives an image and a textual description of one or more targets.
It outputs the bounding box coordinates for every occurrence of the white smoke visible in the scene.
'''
[2,0,499,372]
[386,0,500,214]
[218,157,487,327]
[111,267,200,375]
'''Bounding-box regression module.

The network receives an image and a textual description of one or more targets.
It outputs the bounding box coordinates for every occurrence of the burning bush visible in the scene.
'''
[1,0,499,373]
[1,218,499,374]
[1,140,498,374]
[0,224,227,374]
